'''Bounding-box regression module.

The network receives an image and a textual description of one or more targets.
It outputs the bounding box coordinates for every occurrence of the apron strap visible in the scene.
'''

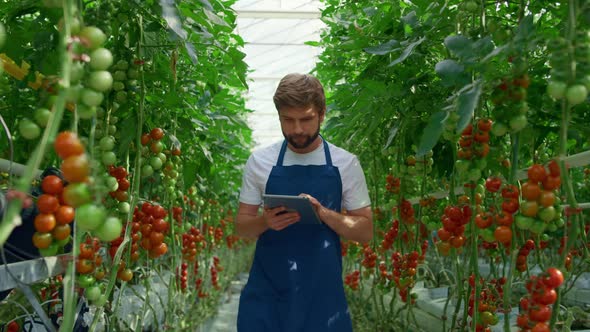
[276,136,333,167]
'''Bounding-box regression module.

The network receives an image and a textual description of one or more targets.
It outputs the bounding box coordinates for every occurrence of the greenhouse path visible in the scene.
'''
[198,273,248,332]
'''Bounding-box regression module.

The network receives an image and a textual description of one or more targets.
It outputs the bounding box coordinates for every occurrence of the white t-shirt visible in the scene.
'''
[239,139,371,211]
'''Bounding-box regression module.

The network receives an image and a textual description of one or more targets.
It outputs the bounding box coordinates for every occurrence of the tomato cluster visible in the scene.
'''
[379,219,399,252]
[210,256,222,290]
[455,120,492,183]
[177,262,189,292]
[437,204,472,255]
[392,251,420,303]
[137,202,170,258]
[361,244,377,269]
[516,239,536,272]
[468,276,504,332]
[181,226,204,261]
[516,161,562,234]
[385,174,400,194]
[404,151,434,176]
[344,270,361,290]
[517,268,564,332]
[107,165,130,203]
[546,35,589,107]
[76,236,105,297]
[490,72,529,135]
[32,175,74,256]
[140,128,167,178]
[109,219,140,263]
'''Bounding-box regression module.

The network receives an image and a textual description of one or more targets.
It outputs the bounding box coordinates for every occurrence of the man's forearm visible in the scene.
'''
[235,214,268,239]
[319,207,373,243]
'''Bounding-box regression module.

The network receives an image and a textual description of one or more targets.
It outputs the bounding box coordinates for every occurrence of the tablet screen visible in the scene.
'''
[262,194,322,225]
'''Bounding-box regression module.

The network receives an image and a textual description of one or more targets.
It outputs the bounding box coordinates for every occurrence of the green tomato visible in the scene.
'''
[118,202,130,214]
[515,215,534,230]
[81,88,104,107]
[463,1,478,13]
[150,156,163,170]
[76,204,107,231]
[77,104,96,120]
[547,81,567,100]
[141,164,154,178]
[94,216,122,242]
[565,84,588,106]
[529,220,547,235]
[455,159,470,173]
[79,26,106,49]
[102,151,117,166]
[115,60,129,71]
[538,206,557,222]
[55,237,71,247]
[77,274,96,289]
[113,70,127,81]
[99,136,115,151]
[34,108,51,128]
[554,218,565,228]
[127,68,139,79]
[475,158,487,170]
[89,48,113,70]
[38,243,59,257]
[63,183,91,207]
[468,168,481,182]
[113,81,125,91]
[19,118,41,140]
[157,152,167,163]
[106,176,119,191]
[70,62,85,84]
[509,114,527,132]
[87,71,113,92]
[108,125,117,135]
[115,91,127,103]
[65,84,82,103]
[85,285,102,302]
[546,223,558,232]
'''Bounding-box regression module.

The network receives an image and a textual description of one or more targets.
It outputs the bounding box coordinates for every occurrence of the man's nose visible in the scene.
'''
[293,121,303,134]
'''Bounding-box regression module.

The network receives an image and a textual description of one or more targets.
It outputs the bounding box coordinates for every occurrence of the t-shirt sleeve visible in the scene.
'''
[239,155,264,206]
[341,156,371,211]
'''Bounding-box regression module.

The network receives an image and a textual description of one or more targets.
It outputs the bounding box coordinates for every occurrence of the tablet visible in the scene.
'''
[262,194,322,225]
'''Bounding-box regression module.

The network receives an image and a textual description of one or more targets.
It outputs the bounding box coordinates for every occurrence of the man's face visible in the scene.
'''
[278,105,324,151]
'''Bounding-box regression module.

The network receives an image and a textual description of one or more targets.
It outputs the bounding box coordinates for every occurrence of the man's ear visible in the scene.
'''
[319,110,326,123]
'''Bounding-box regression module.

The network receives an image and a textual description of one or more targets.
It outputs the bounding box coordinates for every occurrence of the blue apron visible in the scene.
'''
[237,139,352,332]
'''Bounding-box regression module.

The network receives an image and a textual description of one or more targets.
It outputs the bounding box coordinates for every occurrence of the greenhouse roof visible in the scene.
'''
[234,0,325,148]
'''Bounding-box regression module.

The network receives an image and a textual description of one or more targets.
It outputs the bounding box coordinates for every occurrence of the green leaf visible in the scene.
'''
[444,35,473,59]
[401,11,418,28]
[183,161,199,187]
[388,37,425,67]
[199,142,213,162]
[435,59,467,87]
[472,36,494,58]
[456,82,483,133]
[417,111,448,157]
[203,8,230,28]
[364,39,400,55]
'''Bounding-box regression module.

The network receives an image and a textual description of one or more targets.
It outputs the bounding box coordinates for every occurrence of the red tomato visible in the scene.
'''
[521,181,541,201]
[41,175,64,194]
[543,267,564,288]
[150,128,164,140]
[542,176,561,190]
[485,176,502,192]
[531,322,550,332]
[529,304,551,322]
[547,159,560,177]
[528,164,547,183]
[55,205,75,225]
[501,185,520,199]
[494,226,512,244]
[34,213,56,233]
[37,194,59,214]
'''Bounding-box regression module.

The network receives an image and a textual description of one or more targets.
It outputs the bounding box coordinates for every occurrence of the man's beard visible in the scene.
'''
[284,127,320,149]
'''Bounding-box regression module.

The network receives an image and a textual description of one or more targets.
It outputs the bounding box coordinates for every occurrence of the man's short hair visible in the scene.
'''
[273,73,326,114]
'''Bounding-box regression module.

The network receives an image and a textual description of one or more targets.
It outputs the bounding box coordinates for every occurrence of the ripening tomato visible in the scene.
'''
[477,118,493,132]
[494,226,512,244]
[520,201,539,217]
[141,133,151,145]
[149,231,164,246]
[531,322,550,332]
[55,205,74,225]
[32,232,53,249]
[521,181,541,201]
[52,224,71,241]
[151,242,168,256]
[117,268,133,282]
[537,190,555,207]
[450,235,466,248]
[150,128,164,140]
[37,194,60,214]
[61,154,90,183]
[541,175,561,190]
[547,159,560,177]
[54,131,84,159]
[436,241,451,256]
[438,228,452,241]
[35,213,56,232]
[41,175,64,195]
[76,258,95,274]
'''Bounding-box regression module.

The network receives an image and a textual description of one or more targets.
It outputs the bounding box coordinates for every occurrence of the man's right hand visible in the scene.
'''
[263,206,300,231]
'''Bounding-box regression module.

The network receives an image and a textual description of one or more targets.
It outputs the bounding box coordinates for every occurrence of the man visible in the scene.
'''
[235,73,373,332]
